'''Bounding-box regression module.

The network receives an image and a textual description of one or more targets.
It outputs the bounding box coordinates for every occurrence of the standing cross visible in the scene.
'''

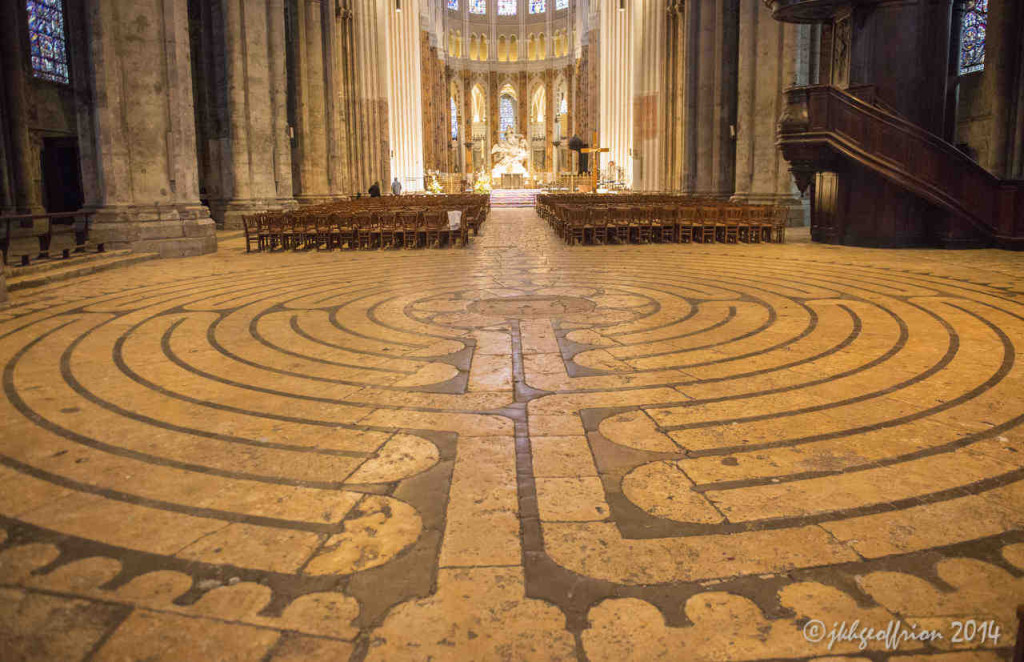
[580,130,609,193]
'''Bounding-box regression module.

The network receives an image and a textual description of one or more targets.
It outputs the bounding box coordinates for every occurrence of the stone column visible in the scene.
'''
[677,0,699,192]
[545,70,554,176]
[984,0,1024,179]
[294,0,330,201]
[663,0,685,190]
[348,0,391,192]
[630,0,666,191]
[325,0,352,196]
[268,0,295,201]
[599,0,632,183]
[692,0,738,197]
[80,0,215,257]
[212,0,297,228]
[667,0,738,195]
[383,0,425,191]
[731,0,806,224]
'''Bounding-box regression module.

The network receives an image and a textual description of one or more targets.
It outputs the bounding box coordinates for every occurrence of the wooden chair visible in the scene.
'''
[379,211,398,248]
[742,207,767,244]
[698,206,720,243]
[590,207,608,245]
[676,206,697,243]
[635,206,653,243]
[611,206,631,244]
[331,213,356,249]
[294,214,317,249]
[267,216,295,250]
[243,215,262,253]
[393,210,416,248]
[448,210,469,247]
[257,215,272,251]
[656,206,676,243]
[313,215,333,250]
[723,207,742,244]
[566,207,586,245]
[354,211,376,249]
[423,210,444,247]
[770,206,788,243]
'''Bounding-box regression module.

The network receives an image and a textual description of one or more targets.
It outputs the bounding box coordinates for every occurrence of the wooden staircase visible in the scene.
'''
[778,84,1024,249]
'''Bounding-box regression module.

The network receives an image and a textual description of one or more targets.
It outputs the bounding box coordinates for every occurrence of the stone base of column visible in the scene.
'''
[730,193,808,227]
[89,204,217,258]
[209,199,300,230]
[0,269,8,309]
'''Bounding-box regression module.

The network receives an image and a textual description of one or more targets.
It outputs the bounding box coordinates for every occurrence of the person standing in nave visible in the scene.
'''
[368,181,381,197]
[391,178,402,195]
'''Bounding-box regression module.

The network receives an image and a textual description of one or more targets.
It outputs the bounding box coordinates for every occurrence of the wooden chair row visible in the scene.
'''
[276,197,489,237]
[544,204,788,245]
[242,209,473,252]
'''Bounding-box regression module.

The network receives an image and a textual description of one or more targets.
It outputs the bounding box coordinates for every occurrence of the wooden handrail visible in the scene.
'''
[778,84,1024,245]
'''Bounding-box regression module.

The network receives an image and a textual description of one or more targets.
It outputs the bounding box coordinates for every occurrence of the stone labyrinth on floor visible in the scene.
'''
[0,209,1022,660]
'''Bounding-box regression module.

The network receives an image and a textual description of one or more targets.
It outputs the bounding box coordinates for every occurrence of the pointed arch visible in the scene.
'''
[530,85,546,123]
[471,83,488,123]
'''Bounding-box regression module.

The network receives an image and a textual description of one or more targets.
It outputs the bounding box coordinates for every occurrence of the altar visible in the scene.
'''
[491,133,529,190]
[499,173,524,189]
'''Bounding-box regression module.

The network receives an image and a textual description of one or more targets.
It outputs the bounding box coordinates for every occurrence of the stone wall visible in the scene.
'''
[956,75,992,167]
[0,0,86,256]
[955,0,1024,180]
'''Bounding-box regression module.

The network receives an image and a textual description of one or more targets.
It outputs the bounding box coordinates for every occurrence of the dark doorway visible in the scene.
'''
[40,137,84,212]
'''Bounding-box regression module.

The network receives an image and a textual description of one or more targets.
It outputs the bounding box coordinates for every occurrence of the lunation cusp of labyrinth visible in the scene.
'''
[0,234,1023,659]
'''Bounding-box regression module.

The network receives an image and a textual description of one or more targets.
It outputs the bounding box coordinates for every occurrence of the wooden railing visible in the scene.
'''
[0,210,102,267]
[778,84,1024,247]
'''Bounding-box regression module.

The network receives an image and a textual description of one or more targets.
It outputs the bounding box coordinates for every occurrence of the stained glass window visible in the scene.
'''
[499,95,516,135]
[27,0,69,85]
[958,0,987,75]
[469,0,486,14]
[556,0,568,10]
[451,98,459,139]
[447,0,458,9]
[558,96,567,116]
[498,0,515,16]
[530,0,545,13]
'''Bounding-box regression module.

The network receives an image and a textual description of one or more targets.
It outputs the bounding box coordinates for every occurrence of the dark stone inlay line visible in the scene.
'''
[603,304,739,359]
[563,290,805,378]
[660,301,977,449]
[249,310,416,374]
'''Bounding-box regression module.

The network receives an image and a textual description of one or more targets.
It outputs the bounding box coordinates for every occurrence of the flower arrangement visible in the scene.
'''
[473,172,492,193]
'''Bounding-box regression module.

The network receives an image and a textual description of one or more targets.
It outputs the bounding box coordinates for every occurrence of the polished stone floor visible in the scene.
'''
[1,207,1022,661]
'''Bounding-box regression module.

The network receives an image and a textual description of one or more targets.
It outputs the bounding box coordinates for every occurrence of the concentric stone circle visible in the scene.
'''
[0,208,1021,660]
